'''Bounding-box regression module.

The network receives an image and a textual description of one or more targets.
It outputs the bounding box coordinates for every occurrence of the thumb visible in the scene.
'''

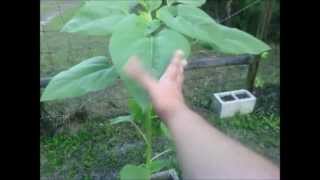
[124,56,157,92]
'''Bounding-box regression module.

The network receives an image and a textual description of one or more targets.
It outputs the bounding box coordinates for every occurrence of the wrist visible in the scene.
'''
[160,103,190,123]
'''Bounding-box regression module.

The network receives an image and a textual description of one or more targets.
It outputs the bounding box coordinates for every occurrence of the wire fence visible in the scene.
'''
[40,0,255,134]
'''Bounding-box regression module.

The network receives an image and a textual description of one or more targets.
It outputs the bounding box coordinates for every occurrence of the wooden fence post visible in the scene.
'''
[247,0,274,92]
[246,56,260,91]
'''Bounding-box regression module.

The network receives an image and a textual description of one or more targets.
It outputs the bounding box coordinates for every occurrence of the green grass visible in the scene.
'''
[40,2,57,15]
[211,113,280,164]
[40,117,174,179]
[40,31,108,77]
[44,4,81,31]
[40,1,106,77]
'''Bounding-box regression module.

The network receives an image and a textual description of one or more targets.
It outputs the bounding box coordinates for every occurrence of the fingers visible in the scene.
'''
[177,59,187,90]
[124,56,157,91]
[162,49,185,81]
[181,59,187,67]
[124,50,187,92]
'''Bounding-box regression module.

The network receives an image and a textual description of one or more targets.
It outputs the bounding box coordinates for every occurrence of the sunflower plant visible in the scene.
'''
[41,0,270,179]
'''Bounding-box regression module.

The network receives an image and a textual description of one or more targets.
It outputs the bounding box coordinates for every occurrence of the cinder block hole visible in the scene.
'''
[235,92,250,99]
[220,95,235,102]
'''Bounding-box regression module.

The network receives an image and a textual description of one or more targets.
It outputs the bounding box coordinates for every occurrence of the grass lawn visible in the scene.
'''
[40,3,280,179]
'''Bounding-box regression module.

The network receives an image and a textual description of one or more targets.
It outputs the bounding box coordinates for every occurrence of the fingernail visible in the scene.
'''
[181,59,188,67]
[176,49,184,57]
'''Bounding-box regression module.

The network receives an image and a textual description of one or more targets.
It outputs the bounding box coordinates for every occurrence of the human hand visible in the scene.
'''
[124,50,188,121]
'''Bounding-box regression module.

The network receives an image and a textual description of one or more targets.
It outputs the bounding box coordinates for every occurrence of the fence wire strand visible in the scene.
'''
[219,0,262,23]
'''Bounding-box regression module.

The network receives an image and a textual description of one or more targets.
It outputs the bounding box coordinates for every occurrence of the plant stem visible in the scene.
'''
[130,120,150,149]
[151,148,172,161]
[145,109,152,168]
[147,11,153,21]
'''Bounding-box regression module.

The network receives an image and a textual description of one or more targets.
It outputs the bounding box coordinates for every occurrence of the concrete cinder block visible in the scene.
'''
[212,89,256,118]
[233,89,256,114]
[213,91,239,118]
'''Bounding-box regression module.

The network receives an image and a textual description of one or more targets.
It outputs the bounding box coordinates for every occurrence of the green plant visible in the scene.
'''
[41,0,270,179]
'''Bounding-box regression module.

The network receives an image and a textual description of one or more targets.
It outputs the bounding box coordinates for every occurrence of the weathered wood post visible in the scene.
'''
[246,55,260,91]
[247,0,274,92]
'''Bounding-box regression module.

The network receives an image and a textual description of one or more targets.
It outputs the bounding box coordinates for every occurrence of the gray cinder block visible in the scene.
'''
[212,89,256,118]
[233,89,256,114]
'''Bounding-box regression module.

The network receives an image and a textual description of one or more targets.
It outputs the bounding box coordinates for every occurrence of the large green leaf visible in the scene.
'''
[120,165,151,180]
[61,1,137,36]
[140,0,163,11]
[157,5,271,55]
[41,56,118,101]
[109,15,190,109]
[144,19,162,36]
[167,0,206,7]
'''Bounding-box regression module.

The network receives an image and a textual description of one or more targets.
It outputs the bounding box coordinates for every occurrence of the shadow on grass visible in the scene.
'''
[254,83,280,116]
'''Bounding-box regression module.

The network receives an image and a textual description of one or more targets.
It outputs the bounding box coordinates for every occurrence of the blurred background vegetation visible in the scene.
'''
[203,0,280,42]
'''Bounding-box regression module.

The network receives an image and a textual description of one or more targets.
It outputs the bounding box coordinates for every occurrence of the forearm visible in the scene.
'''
[165,106,280,179]
[124,51,279,179]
